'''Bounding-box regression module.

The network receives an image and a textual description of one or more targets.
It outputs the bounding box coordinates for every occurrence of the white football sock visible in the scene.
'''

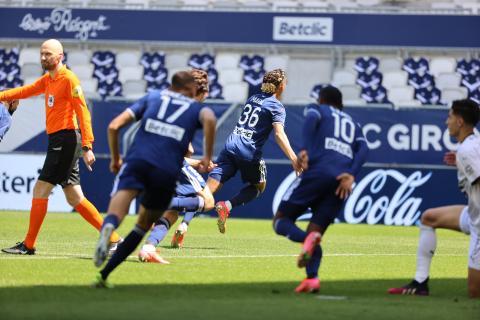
[414,224,436,283]
[225,200,232,211]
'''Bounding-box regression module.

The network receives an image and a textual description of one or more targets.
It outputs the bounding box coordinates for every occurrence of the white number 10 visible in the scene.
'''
[332,112,355,143]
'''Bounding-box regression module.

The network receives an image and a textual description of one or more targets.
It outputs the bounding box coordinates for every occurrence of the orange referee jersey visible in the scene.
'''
[0,65,94,149]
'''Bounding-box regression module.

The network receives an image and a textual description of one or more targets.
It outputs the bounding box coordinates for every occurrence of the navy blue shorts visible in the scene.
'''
[175,163,206,197]
[277,174,343,229]
[111,159,176,211]
[208,149,266,184]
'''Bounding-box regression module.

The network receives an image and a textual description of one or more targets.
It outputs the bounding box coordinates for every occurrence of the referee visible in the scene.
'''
[0,39,121,255]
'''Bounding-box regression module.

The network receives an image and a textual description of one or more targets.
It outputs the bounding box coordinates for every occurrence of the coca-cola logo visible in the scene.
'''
[273,169,432,226]
[18,8,110,41]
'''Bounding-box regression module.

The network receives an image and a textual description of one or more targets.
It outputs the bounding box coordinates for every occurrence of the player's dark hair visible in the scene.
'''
[261,69,286,94]
[190,69,209,94]
[171,71,196,90]
[451,99,480,126]
[319,85,343,110]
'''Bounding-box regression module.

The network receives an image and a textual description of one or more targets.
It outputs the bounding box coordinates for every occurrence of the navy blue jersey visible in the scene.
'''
[354,57,379,74]
[461,74,480,93]
[403,57,429,75]
[356,71,382,89]
[225,93,285,161]
[302,104,368,178]
[91,51,116,69]
[408,73,435,90]
[126,89,204,174]
[361,86,389,104]
[415,87,442,105]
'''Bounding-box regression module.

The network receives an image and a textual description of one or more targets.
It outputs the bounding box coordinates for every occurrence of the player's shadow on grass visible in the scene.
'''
[0,279,478,319]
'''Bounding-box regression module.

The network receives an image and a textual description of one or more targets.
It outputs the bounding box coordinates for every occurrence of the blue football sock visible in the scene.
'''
[183,212,196,225]
[306,245,323,279]
[229,184,260,208]
[146,217,170,246]
[100,225,146,280]
[169,196,204,212]
[273,218,307,243]
[102,214,119,229]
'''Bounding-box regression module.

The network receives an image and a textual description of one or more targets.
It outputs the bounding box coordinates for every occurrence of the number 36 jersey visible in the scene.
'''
[225,93,286,161]
[126,89,204,173]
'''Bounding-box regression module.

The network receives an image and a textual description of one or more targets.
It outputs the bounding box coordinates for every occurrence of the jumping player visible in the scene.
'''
[273,85,369,293]
[92,71,216,287]
[389,99,480,298]
[207,69,301,233]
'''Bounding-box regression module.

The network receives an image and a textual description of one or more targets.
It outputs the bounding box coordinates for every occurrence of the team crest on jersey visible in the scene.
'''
[47,94,54,107]
[72,85,83,98]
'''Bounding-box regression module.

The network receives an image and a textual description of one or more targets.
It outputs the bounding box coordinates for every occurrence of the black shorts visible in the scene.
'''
[38,129,81,188]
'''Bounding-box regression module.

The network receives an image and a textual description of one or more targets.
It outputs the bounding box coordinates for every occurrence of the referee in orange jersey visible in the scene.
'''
[0,39,121,255]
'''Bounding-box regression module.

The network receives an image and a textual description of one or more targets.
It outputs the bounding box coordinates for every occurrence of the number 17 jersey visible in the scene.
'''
[225,93,286,161]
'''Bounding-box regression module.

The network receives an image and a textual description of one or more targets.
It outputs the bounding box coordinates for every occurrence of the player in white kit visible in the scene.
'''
[389,99,480,298]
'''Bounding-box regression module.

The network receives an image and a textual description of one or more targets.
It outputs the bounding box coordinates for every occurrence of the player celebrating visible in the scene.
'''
[389,99,480,298]
[93,71,216,287]
[273,86,369,293]
[0,39,121,255]
[0,100,18,142]
[208,69,301,233]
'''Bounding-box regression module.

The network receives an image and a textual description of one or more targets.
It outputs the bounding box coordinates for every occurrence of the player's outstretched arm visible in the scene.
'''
[199,107,216,173]
[0,77,45,101]
[108,110,135,174]
[273,123,301,175]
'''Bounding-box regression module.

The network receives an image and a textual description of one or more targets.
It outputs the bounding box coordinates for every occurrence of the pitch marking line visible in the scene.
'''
[0,252,466,260]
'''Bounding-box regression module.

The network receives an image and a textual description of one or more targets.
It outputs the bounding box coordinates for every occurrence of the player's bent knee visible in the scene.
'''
[420,209,437,227]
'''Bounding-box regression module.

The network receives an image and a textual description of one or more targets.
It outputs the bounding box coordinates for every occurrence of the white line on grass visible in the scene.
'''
[0,252,467,260]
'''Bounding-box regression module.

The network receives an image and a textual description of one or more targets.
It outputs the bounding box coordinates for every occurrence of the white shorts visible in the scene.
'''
[459,206,480,270]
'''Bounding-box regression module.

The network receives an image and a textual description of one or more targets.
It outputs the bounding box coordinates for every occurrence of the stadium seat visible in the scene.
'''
[264,55,289,72]
[215,53,241,70]
[116,51,141,68]
[429,57,457,77]
[301,1,330,9]
[338,84,362,101]
[69,64,94,81]
[123,79,147,99]
[379,57,403,73]
[18,48,39,65]
[223,82,248,102]
[272,0,299,10]
[382,70,408,89]
[332,69,357,87]
[357,0,382,6]
[23,76,39,86]
[218,68,244,85]
[388,86,414,106]
[165,52,189,69]
[124,0,150,9]
[442,87,468,104]
[66,49,92,65]
[20,63,43,79]
[435,72,461,90]
[119,66,144,82]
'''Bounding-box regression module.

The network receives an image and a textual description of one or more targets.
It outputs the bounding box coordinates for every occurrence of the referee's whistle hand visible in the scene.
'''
[82,150,96,171]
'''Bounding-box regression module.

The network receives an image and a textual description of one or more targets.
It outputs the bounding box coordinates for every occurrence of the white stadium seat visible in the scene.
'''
[338,84,361,101]
[218,68,244,85]
[388,86,414,106]
[382,70,408,89]
[435,72,461,90]
[19,48,39,65]
[442,87,468,104]
[67,49,92,65]
[165,52,189,70]
[69,64,94,81]
[215,53,241,70]
[119,66,144,82]
[429,57,457,77]
[332,69,356,86]
[123,79,147,99]
[20,63,43,78]
[264,55,289,72]
[223,82,248,102]
[379,57,403,73]
[116,51,141,68]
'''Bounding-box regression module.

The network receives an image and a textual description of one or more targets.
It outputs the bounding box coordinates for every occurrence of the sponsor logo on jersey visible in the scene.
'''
[233,126,254,139]
[325,137,353,159]
[145,118,185,141]
[273,17,333,42]
[72,85,83,98]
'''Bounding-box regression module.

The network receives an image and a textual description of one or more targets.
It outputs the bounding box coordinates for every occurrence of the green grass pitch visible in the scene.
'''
[0,211,478,319]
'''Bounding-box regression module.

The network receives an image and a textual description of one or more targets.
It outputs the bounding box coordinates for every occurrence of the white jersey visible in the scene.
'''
[457,134,480,233]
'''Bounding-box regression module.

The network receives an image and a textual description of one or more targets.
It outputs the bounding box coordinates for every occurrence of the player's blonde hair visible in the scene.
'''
[190,69,209,94]
[261,69,286,94]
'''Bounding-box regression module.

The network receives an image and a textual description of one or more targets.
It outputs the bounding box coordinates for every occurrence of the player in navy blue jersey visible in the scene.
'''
[273,86,369,293]
[207,69,301,233]
[92,71,216,287]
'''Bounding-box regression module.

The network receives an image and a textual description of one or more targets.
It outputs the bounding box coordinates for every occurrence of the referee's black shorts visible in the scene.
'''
[38,129,81,188]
